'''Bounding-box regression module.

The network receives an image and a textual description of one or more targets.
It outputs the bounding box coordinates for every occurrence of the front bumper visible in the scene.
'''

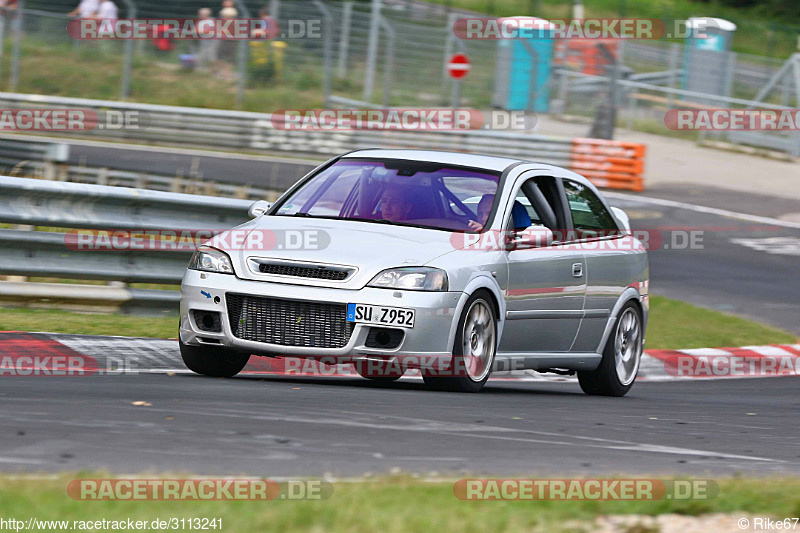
[179,269,465,360]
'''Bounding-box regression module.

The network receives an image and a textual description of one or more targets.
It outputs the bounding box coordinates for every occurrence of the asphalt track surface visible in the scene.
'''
[1,140,798,478]
[1,373,798,476]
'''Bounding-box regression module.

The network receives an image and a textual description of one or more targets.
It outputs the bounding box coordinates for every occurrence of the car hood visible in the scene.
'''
[213,215,458,288]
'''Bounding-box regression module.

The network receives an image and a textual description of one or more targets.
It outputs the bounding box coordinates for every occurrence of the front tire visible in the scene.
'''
[578,302,643,397]
[423,290,497,393]
[179,339,250,378]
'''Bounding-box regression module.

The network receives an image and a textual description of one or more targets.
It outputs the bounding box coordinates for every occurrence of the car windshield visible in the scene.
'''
[272,159,500,232]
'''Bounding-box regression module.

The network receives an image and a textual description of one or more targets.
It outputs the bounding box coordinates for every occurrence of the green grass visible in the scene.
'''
[0,307,178,338]
[0,295,795,348]
[0,474,799,531]
[2,39,329,111]
[646,296,797,349]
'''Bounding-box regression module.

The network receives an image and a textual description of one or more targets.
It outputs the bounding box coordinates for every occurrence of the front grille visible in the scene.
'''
[257,263,349,281]
[227,293,353,348]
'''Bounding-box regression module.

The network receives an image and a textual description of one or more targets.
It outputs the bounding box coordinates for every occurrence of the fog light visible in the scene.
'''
[192,310,222,333]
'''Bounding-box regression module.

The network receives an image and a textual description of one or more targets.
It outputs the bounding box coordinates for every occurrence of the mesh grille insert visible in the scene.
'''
[257,263,349,281]
[227,293,353,348]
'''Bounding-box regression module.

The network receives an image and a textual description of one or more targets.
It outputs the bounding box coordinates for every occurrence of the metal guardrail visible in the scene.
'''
[0,137,304,198]
[0,91,647,191]
[0,229,191,283]
[0,176,254,314]
[0,138,68,165]
[0,175,251,230]
[0,138,69,179]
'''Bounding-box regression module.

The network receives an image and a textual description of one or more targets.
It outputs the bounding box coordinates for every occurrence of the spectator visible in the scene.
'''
[151,23,176,53]
[68,0,99,18]
[0,1,19,20]
[94,0,117,20]
[219,0,238,18]
[253,6,278,39]
[197,7,215,34]
[196,7,218,67]
[93,0,118,36]
[218,1,238,62]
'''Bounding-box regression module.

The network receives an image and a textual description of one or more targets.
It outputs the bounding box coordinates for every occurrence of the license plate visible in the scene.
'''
[347,304,415,328]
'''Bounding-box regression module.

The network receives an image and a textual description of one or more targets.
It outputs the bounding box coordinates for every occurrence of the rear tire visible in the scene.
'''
[179,339,250,378]
[578,302,642,397]
[423,290,497,393]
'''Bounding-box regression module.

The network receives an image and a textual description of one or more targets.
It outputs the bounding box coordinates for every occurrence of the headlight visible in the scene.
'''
[367,267,448,291]
[189,247,234,274]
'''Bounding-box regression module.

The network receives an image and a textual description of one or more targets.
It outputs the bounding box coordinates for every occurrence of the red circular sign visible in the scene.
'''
[447,53,471,79]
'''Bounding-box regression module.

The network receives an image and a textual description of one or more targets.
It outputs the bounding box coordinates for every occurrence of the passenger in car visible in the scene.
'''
[511,201,532,230]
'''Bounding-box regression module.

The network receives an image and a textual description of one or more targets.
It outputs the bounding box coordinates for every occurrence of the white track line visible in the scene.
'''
[605,191,800,230]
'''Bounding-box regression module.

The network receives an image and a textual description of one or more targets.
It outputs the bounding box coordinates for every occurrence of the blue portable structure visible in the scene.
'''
[492,17,555,112]
[682,17,737,97]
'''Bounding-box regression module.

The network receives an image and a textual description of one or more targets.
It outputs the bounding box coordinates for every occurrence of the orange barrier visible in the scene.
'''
[555,40,618,75]
[569,138,646,192]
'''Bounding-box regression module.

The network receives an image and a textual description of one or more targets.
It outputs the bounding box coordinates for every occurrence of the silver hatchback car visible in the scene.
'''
[179,149,649,395]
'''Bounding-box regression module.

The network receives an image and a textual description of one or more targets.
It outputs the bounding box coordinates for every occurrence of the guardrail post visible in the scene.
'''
[5,224,32,282]
[441,13,457,105]
[119,0,136,99]
[235,0,252,110]
[666,43,680,110]
[311,0,333,107]
[378,16,394,108]
[115,0,137,99]
[362,0,381,103]
[9,0,23,91]
[0,11,6,88]
[337,2,353,78]
[552,69,569,116]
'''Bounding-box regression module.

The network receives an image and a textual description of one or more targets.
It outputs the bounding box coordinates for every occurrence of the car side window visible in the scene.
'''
[563,180,619,239]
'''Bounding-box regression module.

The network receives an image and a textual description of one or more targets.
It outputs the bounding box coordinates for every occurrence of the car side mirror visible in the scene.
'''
[610,206,631,234]
[505,226,554,250]
[248,200,273,219]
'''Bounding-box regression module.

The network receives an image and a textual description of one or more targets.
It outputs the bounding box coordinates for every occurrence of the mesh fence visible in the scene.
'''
[2,1,798,154]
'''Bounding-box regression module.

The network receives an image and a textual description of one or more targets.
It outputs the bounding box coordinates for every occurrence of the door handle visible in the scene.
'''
[572,263,583,277]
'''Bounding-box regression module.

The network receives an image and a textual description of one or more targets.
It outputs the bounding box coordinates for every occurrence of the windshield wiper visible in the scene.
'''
[346,217,395,224]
